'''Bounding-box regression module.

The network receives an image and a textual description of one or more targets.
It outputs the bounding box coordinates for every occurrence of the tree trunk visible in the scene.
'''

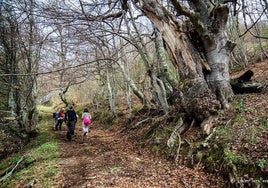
[205,41,234,109]
[154,29,177,95]
[139,0,234,121]
[118,59,148,106]
[106,68,117,116]
[139,1,220,121]
[20,0,39,133]
[150,73,169,114]
[59,83,70,107]
[200,5,234,109]
[124,8,172,113]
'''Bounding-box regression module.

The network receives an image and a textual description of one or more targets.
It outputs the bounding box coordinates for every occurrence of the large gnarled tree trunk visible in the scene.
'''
[138,0,234,121]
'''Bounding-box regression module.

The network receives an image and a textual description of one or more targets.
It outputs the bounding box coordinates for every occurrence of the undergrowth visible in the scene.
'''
[0,106,60,188]
[188,97,268,187]
[127,97,268,187]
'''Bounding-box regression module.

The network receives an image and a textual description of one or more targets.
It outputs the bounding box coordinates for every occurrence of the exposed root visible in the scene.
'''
[167,117,183,149]
[131,118,151,130]
[167,118,195,164]
[175,133,182,165]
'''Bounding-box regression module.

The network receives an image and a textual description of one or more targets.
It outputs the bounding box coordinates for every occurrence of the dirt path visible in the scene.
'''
[52,122,225,188]
[48,61,268,188]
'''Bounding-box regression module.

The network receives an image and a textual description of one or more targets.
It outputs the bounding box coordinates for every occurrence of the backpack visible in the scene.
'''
[83,117,91,126]
[53,112,58,119]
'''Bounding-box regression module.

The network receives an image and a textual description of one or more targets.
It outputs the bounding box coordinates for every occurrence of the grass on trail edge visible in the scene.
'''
[0,106,60,188]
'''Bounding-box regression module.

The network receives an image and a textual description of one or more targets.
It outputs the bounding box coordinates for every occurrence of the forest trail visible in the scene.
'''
[47,60,268,188]
[52,122,224,188]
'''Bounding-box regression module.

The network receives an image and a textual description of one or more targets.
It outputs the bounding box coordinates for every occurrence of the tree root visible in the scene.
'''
[131,118,151,130]
[175,133,182,165]
[167,118,195,163]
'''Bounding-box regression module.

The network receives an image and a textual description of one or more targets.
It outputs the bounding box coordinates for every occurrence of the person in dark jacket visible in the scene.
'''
[65,106,77,141]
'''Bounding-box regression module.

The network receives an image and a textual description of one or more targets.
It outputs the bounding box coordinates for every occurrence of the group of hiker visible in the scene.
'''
[53,106,92,141]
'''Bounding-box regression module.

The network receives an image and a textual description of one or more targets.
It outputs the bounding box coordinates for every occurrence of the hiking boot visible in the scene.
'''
[66,132,72,141]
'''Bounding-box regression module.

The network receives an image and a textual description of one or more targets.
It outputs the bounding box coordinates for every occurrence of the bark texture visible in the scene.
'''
[197,4,234,108]
[139,0,223,121]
